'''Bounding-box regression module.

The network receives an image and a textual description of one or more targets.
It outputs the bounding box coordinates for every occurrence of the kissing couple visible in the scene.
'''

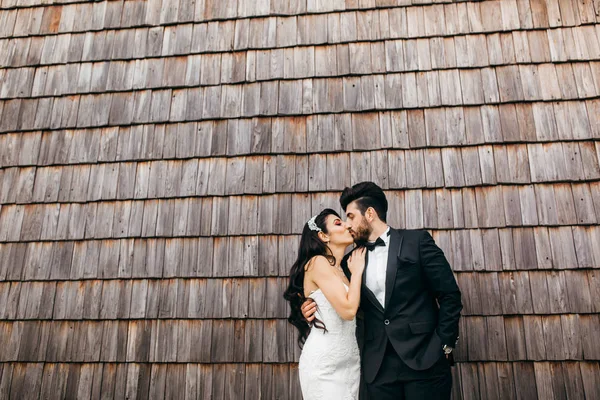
[284,182,462,400]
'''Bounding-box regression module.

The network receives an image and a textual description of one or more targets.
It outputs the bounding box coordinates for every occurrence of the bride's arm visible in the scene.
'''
[307,250,365,320]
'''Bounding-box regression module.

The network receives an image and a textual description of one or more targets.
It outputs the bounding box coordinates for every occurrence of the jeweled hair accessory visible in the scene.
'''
[307,215,321,232]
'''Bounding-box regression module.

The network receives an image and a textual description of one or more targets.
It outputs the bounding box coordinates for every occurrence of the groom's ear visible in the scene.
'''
[366,207,376,221]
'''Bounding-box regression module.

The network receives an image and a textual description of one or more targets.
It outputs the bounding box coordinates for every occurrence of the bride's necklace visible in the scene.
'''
[331,264,343,273]
[331,264,349,284]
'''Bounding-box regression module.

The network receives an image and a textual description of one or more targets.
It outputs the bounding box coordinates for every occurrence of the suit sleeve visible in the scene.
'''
[341,250,365,353]
[419,230,462,347]
[340,251,352,281]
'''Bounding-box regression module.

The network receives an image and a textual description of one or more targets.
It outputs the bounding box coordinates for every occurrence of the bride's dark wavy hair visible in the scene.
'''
[283,208,340,348]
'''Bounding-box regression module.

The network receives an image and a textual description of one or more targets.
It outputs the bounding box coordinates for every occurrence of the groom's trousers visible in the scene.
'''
[366,340,452,400]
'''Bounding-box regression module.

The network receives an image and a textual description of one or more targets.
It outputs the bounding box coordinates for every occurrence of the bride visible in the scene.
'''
[284,208,366,400]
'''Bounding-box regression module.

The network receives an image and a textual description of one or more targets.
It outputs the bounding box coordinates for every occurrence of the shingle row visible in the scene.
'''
[2,0,598,39]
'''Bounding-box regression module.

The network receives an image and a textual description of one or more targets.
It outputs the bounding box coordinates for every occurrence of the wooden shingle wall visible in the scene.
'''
[0,0,599,398]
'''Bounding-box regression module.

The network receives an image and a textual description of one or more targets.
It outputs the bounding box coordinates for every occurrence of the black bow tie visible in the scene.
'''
[364,237,386,251]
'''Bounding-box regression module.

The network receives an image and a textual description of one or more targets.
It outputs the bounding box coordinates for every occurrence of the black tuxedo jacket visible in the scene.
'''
[341,228,462,384]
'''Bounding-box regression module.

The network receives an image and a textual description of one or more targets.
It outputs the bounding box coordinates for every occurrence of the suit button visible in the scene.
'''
[384,319,390,325]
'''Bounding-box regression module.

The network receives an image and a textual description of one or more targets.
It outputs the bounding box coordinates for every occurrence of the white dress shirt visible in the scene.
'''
[365,227,390,308]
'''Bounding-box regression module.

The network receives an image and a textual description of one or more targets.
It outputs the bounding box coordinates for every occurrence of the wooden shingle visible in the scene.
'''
[499,33,519,66]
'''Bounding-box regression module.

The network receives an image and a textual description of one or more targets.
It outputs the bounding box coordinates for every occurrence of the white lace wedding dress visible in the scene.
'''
[298,285,360,400]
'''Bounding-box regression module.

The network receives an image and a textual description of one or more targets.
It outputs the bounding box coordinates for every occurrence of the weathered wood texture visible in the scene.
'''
[0,0,599,399]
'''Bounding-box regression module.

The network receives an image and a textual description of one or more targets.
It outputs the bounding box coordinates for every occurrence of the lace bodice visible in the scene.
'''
[298,285,360,400]
[307,287,357,336]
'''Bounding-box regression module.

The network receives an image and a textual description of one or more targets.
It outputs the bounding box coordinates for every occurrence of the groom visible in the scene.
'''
[302,182,462,399]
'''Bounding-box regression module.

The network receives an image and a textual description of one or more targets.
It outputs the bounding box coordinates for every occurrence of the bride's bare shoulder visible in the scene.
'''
[304,255,332,273]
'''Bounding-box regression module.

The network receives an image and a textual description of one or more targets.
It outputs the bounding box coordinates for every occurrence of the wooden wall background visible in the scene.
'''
[0,0,599,398]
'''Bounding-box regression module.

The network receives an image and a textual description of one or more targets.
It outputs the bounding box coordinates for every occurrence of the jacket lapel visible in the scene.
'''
[384,229,403,309]
[361,247,384,313]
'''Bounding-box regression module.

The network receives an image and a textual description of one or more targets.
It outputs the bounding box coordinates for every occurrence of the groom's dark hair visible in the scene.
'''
[340,181,388,222]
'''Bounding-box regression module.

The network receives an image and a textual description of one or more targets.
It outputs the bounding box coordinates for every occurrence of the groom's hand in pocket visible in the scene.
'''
[301,298,317,323]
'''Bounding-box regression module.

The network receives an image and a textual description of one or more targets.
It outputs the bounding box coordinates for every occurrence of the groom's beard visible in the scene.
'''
[352,220,372,245]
